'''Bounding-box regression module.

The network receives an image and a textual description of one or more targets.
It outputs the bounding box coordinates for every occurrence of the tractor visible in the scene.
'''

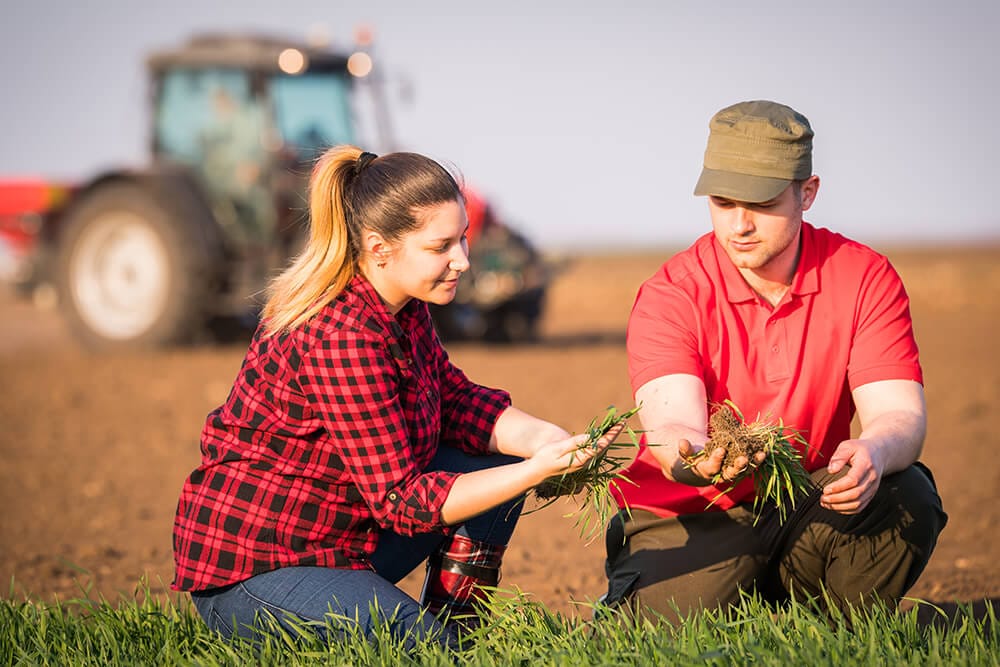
[0,33,549,347]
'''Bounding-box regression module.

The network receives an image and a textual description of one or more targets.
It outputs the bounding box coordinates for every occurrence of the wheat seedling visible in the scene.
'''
[528,405,642,543]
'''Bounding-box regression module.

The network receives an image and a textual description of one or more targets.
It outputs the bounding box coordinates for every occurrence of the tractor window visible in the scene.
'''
[270,73,355,160]
[154,69,266,166]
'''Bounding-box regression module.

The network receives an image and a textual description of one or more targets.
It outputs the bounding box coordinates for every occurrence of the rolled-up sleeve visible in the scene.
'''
[297,331,456,536]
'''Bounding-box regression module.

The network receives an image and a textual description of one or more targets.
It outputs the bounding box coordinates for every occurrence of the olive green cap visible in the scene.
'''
[694,100,814,203]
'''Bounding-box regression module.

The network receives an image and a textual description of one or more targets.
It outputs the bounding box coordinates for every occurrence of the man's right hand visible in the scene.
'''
[635,374,761,487]
[669,438,763,487]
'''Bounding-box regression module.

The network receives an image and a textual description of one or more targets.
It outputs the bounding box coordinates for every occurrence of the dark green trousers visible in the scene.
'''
[603,463,947,623]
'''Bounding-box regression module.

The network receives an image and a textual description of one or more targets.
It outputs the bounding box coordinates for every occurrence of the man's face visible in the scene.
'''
[707,177,818,277]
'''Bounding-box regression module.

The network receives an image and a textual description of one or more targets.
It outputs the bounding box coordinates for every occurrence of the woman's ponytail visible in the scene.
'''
[261,145,363,335]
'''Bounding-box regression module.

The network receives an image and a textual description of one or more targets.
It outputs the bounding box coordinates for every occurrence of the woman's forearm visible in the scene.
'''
[439,459,542,525]
[488,406,569,458]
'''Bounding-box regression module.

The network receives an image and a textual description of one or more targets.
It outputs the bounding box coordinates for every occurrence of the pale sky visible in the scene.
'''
[2,0,997,250]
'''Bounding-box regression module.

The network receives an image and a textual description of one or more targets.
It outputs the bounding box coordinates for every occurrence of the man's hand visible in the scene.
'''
[670,438,765,486]
[821,439,885,514]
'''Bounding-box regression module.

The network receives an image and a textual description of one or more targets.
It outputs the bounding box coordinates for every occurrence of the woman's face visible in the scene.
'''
[375,199,470,315]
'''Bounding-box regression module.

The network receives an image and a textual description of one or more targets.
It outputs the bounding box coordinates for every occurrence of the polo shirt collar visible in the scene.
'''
[714,221,820,304]
[790,222,820,297]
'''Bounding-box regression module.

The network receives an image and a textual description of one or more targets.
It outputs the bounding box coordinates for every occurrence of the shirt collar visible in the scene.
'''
[789,222,820,297]
[351,272,420,315]
[713,221,820,304]
[348,274,421,349]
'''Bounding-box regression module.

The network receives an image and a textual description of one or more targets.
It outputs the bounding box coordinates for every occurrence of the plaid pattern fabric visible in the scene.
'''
[172,276,511,591]
[421,534,505,629]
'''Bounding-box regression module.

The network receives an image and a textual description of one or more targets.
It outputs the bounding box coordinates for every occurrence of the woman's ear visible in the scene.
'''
[364,231,390,267]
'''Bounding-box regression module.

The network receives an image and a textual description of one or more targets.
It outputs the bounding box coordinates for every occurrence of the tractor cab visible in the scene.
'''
[147,35,359,260]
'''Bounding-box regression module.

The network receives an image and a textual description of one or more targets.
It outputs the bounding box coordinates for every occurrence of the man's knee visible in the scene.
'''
[780,462,947,607]
[603,508,763,623]
[884,463,948,587]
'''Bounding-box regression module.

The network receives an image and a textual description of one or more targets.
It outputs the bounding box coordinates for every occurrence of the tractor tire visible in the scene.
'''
[55,180,220,348]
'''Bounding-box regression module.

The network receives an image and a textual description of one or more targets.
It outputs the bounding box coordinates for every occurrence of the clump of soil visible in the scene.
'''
[704,402,759,468]
[692,400,815,523]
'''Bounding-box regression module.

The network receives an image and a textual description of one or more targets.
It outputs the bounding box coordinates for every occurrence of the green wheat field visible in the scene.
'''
[1,582,996,666]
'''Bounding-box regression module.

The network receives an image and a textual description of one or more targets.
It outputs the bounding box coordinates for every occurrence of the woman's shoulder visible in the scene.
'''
[298,297,381,349]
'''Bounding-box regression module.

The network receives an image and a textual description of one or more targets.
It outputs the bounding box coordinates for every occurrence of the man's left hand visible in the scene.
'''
[821,439,886,514]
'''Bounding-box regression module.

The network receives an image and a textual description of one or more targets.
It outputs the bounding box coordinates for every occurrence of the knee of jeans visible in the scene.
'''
[605,511,628,563]
[603,570,640,608]
[894,465,947,523]
[190,590,240,639]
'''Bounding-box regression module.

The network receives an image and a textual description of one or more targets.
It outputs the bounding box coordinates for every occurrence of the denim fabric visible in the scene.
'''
[190,446,523,649]
[371,447,523,583]
[191,566,451,649]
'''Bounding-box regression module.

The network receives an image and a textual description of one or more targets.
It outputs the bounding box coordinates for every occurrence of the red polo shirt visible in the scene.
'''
[614,223,922,517]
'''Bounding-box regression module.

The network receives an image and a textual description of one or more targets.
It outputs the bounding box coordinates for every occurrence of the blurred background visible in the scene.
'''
[2,0,998,252]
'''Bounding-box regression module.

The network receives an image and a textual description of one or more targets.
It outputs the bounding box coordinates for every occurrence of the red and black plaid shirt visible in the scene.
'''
[172,276,511,591]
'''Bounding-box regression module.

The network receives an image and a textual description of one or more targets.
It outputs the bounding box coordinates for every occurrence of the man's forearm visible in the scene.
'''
[857,409,926,476]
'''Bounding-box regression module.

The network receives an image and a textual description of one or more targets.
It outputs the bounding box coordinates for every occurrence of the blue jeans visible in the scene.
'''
[190,447,522,649]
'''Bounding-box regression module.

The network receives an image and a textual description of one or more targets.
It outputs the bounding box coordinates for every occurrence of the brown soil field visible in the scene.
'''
[1,247,998,620]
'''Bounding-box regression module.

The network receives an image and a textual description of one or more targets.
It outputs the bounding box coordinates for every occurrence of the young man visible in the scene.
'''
[604,100,947,622]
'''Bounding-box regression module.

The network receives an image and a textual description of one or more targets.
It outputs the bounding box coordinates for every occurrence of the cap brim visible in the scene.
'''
[694,168,792,203]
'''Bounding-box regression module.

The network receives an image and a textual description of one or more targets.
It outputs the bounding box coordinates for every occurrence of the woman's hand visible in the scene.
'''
[525,423,625,484]
[441,423,623,525]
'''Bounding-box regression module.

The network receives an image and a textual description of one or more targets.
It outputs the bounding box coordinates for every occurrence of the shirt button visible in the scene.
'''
[388,491,398,501]
[771,345,779,353]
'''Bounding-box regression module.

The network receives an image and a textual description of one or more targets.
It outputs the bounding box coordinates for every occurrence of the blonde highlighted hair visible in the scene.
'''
[261,145,463,335]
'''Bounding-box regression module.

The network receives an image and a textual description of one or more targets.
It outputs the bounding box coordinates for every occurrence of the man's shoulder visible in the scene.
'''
[806,223,890,267]
[643,233,717,288]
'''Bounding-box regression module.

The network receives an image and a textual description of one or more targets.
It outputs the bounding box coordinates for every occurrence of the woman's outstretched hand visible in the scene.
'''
[440,422,625,526]
[526,422,625,484]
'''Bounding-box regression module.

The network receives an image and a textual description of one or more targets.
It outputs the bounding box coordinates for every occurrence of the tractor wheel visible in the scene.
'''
[55,180,220,348]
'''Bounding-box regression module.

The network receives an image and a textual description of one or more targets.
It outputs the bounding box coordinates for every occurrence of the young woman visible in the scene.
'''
[171,146,617,648]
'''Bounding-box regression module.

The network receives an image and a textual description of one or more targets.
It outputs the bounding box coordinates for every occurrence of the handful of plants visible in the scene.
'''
[684,400,815,524]
[529,405,642,543]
